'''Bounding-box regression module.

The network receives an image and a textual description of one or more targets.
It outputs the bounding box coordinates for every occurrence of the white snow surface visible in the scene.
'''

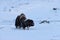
[0,0,60,40]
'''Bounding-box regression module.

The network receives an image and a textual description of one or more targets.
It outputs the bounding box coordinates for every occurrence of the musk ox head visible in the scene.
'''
[22,19,34,30]
[24,19,34,27]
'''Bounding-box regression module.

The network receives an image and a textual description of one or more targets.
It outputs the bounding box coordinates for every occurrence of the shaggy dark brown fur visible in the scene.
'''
[15,13,34,30]
[22,19,34,30]
[15,13,26,29]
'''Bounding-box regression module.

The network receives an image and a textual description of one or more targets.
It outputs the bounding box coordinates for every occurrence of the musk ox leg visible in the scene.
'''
[18,26,21,29]
[27,27,29,30]
[22,27,26,30]
[16,26,18,28]
[16,26,21,29]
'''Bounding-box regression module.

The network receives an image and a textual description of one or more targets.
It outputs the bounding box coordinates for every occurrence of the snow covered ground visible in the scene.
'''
[0,0,60,40]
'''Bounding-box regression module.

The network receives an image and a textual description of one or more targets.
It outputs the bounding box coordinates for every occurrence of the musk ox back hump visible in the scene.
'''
[25,19,34,27]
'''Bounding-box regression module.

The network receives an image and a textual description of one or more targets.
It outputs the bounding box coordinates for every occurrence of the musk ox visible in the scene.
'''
[15,13,26,29]
[15,13,34,30]
[22,19,34,30]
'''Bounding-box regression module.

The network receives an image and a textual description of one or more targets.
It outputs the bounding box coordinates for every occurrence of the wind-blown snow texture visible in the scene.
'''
[0,0,60,40]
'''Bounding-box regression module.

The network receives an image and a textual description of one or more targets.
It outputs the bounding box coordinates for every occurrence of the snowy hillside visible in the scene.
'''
[0,0,60,40]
